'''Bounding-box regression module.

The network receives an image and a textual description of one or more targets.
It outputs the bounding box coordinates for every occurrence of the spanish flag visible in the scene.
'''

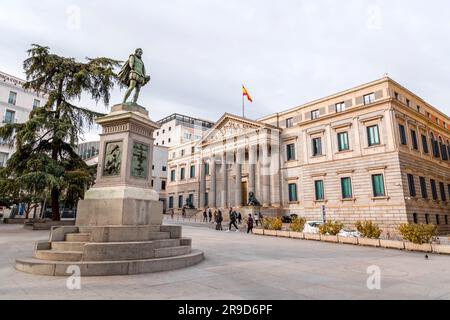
[242,85,253,103]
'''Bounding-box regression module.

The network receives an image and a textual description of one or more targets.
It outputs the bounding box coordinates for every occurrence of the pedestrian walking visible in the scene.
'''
[216,210,223,231]
[203,209,208,222]
[247,214,254,234]
[227,209,239,232]
[208,207,212,223]
[254,211,260,227]
[237,212,242,224]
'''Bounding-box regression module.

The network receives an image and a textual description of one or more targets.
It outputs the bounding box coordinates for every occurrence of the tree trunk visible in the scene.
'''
[51,187,60,221]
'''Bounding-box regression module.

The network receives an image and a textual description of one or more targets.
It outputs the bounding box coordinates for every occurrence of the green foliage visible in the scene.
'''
[318,221,344,235]
[262,217,283,231]
[355,221,382,239]
[0,44,119,220]
[398,224,437,244]
[290,217,306,232]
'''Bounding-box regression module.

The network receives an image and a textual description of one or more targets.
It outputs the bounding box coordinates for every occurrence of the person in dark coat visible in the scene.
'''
[247,214,254,234]
[203,209,208,222]
[227,210,239,232]
[237,212,242,224]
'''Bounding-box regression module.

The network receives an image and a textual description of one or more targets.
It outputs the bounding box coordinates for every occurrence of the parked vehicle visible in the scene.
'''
[281,214,299,223]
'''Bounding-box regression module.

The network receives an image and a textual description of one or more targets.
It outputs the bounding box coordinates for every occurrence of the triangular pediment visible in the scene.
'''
[199,113,277,146]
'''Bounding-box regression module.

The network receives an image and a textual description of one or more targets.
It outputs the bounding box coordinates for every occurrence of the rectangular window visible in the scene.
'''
[312,137,322,156]
[399,124,407,145]
[431,179,438,200]
[421,134,429,154]
[181,149,185,157]
[0,152,8,167]
[286,144,296,161]
[363,93,375,105]
[441,142,448,161]
[410,130,418,150]
[413,213,418,224]
[406,99,411,107]
[33,99,40,110]
[161,180,166,191]
[311,109,320,120]
[431,136,440,158]
[204,192,209,207]
[162,166,167,172]
[341,177,353,199]
[407,174,416,197]
[286,117,294,128]
[425,214,430,225]
[337,132,349,152]
[205,162,210,175]
[288,183,298,202]
[420,177,428,199]
[8,91,17,105]
[436,215,440,225]
[314,180,324,201]
[445,215,449,225]
[191,146,195,155]
[180,167,185,180]
[440,182,447,202]
[190,165,195,178]
[168,196,174,209]
[372,174,385,197]
[367,125,380,146]
[178,195,184,208]
[4,110,15,124]
[188,194,194,206]
[335,102,345,113]
[170,170,176,182]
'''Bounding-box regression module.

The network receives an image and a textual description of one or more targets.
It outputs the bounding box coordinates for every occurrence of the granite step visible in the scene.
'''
[34,250,83,262]
[51,242,86,252]
[16,250,205,276]
[65,233,91,242]
[154,246,191,258]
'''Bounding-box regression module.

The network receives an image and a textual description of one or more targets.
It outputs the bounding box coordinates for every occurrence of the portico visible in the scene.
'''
[196,113,281,211]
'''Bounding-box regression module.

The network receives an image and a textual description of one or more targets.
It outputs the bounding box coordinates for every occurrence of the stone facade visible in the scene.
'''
[167,77,450,235]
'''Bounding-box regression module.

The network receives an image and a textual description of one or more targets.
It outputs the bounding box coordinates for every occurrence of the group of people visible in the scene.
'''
[202,207,263,234]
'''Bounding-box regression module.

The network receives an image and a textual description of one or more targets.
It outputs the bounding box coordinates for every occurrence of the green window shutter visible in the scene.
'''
[338,132,349,151]
[204,192,209,206]
[372,174,385,197]
[367,125,380,146]
[205,163,209,175]
[288,183,298,202]
[341,177,352,199]
[315,180,324,200]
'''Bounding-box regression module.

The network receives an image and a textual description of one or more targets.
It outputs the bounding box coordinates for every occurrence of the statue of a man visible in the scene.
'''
[118,48,151,104]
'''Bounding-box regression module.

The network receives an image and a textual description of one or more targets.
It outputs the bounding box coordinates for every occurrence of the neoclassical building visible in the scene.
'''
[167,77,450,234]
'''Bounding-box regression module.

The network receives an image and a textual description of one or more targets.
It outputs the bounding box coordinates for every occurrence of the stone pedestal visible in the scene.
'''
[16,103,204,276]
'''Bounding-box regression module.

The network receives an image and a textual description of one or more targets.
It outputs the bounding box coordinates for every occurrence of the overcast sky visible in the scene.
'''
[1,0,450,141]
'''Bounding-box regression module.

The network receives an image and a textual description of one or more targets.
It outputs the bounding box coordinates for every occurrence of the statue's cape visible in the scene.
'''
[118,54,134,86]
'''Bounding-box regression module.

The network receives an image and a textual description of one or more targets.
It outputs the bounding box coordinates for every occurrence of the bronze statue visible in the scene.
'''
[247,192,261,206]
[118,48,151,104]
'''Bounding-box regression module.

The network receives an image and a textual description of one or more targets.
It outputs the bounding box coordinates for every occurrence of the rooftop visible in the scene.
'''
[157,113,214,129]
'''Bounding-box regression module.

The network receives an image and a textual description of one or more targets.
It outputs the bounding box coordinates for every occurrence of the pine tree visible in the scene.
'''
[0,44,120,221]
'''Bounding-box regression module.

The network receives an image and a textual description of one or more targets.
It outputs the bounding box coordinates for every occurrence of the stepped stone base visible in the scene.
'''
[15,225,204,277]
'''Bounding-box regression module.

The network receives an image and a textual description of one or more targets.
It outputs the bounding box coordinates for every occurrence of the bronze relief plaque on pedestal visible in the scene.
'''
[131,142,149,179]
[103,141,123,177]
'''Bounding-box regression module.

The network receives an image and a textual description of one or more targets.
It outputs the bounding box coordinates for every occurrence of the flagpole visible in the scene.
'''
[242,90,245,118]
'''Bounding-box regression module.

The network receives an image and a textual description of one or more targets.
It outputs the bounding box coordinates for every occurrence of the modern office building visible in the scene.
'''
[166,77,450,234]
[0,71,47,167]
[154,113,214,148]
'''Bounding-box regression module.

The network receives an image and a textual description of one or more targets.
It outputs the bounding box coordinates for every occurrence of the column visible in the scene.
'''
[261,142,271,207]
[270,134,281,206]
[235,147,243,207]
[248,144,257,195]
[221,152,228,208]
[199,159,206,209]
[209,156,216,208]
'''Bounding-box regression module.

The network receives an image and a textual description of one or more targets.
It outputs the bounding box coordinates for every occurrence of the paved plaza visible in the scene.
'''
[1,222,450,300]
